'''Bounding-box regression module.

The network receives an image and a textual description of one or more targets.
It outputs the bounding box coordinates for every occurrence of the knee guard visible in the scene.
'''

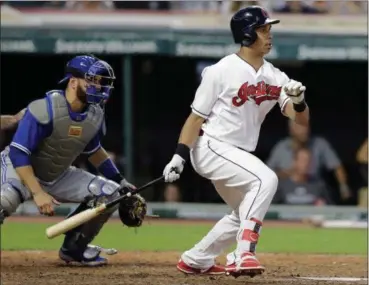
[0,182,24,224]
[61,176,120,261]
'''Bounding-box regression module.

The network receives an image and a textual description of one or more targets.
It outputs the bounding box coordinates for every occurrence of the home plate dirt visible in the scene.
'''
[1,251,367,285]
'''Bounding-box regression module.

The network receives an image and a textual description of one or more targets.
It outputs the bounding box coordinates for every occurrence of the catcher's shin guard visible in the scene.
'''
[61,200,119,262]
[60,177,120,262]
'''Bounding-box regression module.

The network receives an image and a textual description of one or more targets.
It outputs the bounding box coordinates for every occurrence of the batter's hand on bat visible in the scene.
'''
[163,154,185,182]
[32,191,60,216]
[283,80,306,104]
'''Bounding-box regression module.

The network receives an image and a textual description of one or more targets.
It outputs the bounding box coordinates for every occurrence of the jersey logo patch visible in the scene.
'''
[232,81,281,107]
[68,125,83,137]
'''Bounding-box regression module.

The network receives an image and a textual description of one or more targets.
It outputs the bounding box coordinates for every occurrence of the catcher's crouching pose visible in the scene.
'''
[0,55,147,266]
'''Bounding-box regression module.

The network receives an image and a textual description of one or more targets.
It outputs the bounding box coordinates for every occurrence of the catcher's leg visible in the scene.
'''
[48,167,121,266]
[1,149,32,225]
[0,182,24,224]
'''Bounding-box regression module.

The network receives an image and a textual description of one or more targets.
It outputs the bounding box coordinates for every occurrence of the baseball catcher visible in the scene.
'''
[0,55,147,266]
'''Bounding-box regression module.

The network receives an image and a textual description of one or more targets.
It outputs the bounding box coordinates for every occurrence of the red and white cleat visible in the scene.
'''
[225,253,265,278]
[177,259,225,275]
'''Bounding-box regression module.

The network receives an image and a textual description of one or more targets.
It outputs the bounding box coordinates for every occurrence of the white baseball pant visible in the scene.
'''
[181,133,278,268]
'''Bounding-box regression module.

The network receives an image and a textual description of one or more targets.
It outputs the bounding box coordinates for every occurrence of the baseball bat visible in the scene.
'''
[45,176,164,239]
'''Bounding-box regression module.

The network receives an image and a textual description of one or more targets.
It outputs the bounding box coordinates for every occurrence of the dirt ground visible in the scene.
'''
[1,217,368,285]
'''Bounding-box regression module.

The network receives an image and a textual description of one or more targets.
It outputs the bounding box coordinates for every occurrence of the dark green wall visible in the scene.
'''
[1,53,367,204]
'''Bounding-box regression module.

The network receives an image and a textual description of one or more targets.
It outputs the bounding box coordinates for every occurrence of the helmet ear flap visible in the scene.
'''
[242,33,252,47]
[241,28,257,47]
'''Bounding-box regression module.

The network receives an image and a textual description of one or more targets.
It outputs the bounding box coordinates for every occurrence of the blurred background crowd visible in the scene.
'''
[1,0,368,14]
[1,1,367,209]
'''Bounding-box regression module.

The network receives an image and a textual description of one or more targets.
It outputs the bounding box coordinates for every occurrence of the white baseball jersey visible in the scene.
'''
[191,53,291,152]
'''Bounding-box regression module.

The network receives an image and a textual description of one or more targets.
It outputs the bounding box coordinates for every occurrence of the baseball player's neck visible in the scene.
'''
[237,47,264,72]
[65,89,87,113]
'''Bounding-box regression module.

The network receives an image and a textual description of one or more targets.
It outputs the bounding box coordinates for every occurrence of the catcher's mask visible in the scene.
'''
[84,60,116,105]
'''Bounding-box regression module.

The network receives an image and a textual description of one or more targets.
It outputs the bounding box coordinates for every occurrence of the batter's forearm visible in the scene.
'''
[1,115,17,130]
[284,101,309,126]
[293,106,309,126]
[178,112,205,148]
[14,166,45,196]
[15,108,26,121]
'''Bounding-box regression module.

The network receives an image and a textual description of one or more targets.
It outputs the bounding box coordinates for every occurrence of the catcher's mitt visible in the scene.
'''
[118,194,147,227]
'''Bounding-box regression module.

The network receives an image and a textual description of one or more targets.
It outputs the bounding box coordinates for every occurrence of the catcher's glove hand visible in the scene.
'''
[118,194,147,227]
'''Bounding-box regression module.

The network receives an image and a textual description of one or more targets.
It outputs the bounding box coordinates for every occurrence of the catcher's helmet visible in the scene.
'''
[59,55,115,105]
[59,55,98,85]
[230,6,280,47]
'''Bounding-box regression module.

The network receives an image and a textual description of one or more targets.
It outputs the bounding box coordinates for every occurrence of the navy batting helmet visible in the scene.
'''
[230,6,280,47]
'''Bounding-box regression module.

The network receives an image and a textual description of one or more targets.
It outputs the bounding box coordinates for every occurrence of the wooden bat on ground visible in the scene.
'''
[45,176,164,239]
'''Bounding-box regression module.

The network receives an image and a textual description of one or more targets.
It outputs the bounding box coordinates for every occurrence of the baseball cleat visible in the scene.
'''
[225,253,265,278]
[177,259,225,275]
[81,256,108,267]
[59,253,108,267]
[59,247,108,267]
[87,244,118,255]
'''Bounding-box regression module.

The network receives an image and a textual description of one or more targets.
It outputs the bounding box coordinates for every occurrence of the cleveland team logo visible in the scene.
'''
[261,8,269,18]
[232,81,281,107]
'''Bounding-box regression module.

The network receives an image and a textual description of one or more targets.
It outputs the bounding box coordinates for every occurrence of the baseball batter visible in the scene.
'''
[1,109,26,131]
[0,55,147,266]
[163,6,310,277]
